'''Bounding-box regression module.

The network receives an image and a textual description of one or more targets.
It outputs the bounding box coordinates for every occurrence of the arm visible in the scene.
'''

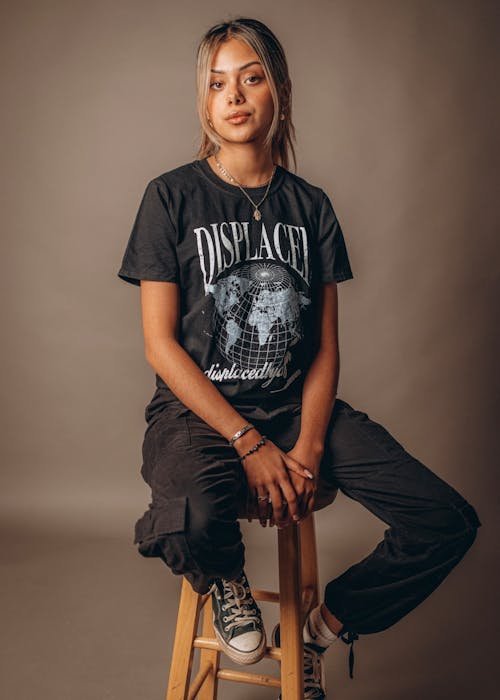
[141,279,250,444]
[282,282,340,519]
[296,280,340,462]
[140,280,314,526]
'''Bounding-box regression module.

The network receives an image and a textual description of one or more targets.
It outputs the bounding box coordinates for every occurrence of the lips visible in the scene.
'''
[226,112,251,120]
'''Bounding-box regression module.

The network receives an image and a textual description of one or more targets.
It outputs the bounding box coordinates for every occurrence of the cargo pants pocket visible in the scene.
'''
[133,495,199,576]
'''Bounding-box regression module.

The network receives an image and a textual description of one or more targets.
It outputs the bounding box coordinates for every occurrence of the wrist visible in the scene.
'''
[228,422,255,447]
[296,435,325,457]
[232,427,263,456]
[237,435,267,463]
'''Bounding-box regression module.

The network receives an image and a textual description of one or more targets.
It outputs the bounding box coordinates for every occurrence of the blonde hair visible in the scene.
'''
[195,17,297,171]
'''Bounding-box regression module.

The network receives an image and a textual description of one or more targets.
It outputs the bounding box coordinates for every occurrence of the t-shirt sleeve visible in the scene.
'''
[317,190,354,283]
[117,179,179,286]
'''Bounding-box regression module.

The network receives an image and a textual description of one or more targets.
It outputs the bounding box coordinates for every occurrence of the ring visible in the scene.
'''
[257,495,271,502]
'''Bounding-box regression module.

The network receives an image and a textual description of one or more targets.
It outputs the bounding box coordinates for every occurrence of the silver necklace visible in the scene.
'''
[213,155,276,221]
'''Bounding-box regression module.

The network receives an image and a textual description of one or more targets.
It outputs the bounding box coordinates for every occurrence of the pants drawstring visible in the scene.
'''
[339,630,359,678]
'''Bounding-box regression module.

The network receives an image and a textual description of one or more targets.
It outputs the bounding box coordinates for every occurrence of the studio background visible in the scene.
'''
[1,1,498,699]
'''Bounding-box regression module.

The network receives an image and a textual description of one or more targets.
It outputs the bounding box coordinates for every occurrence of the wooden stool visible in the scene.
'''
[165,485,337,700]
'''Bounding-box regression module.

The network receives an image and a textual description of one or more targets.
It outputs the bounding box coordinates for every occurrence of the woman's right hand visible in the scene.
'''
[233,430,314,528]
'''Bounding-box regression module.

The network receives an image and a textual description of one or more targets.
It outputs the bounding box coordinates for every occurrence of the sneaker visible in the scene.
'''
[271,623,326,700]
[210,570,267,665]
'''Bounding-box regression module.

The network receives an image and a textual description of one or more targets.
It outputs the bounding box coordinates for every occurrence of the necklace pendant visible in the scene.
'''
[253,208,261,221]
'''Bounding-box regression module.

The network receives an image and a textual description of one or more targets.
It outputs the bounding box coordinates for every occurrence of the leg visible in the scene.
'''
[319,399,482,636]
[138,404,267,666]
[134,403,248,594]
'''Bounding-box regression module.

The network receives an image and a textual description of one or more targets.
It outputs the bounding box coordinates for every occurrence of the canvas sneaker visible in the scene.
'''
[210,570,267,665]
[271,622,326,699]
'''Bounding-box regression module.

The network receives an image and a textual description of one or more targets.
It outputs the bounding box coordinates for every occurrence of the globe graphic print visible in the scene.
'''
[209,261,310,371]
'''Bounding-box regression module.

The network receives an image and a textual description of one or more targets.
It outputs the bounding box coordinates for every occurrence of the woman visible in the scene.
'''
[117,17,481,699]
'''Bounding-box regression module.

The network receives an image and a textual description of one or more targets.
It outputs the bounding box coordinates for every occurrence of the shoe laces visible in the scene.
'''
[303,645,325,699]
[339,629,359,679]
[217,576,261,633]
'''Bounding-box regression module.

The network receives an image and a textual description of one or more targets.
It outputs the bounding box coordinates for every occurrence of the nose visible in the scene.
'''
[227,78,244,104]
[228,91,243,104]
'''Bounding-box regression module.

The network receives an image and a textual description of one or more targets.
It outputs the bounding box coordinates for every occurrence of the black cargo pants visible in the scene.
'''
[134,397,481,642]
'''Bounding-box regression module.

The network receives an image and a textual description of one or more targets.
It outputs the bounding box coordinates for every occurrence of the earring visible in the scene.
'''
[207,117,214,127]
[280,113,285,120]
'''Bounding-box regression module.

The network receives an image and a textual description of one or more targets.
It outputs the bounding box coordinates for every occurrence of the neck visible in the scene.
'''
[209,145,276,187]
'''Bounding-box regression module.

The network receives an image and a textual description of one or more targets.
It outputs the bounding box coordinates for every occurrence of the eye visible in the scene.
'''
[246,75,262,84]
[210,81,223,89]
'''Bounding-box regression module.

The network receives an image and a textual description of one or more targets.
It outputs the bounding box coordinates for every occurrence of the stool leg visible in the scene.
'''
[197,594,220,700]
[166,577,203,700]
[299,513,320,618]
[278,523,304,700]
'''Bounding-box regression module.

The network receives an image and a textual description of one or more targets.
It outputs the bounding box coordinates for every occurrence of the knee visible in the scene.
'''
[440,498,481,556]
[459,524,479,554]
[452,499,481,533]
[457,501,481,549]
[186,496,240,551]
[405,497,481,554]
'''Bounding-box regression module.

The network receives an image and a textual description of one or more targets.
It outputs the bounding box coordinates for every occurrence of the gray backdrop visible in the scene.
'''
[1,1,498,699]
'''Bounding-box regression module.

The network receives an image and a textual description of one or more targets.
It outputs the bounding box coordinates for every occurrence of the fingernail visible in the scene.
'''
[304,469,314,479]
[293,515,300,521]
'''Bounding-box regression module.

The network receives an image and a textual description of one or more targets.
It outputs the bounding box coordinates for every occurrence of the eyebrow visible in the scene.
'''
[210,60,262,74]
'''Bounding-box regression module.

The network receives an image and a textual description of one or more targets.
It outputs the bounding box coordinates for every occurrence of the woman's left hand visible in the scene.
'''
[269,442,323,527]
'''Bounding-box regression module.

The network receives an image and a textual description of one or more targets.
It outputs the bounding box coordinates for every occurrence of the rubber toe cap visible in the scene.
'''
[230,630,263,652]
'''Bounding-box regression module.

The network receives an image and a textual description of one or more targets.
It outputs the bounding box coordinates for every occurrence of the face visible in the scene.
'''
[206,37,275,147]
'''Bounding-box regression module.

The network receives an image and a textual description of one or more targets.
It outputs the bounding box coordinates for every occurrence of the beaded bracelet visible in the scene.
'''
[238,436,267,462]
[229,423,255,446]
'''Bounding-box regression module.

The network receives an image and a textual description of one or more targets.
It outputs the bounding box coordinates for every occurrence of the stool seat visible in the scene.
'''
[165,485,338,700]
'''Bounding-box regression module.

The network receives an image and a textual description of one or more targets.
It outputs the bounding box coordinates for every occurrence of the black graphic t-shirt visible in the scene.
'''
[118,158,353,423]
